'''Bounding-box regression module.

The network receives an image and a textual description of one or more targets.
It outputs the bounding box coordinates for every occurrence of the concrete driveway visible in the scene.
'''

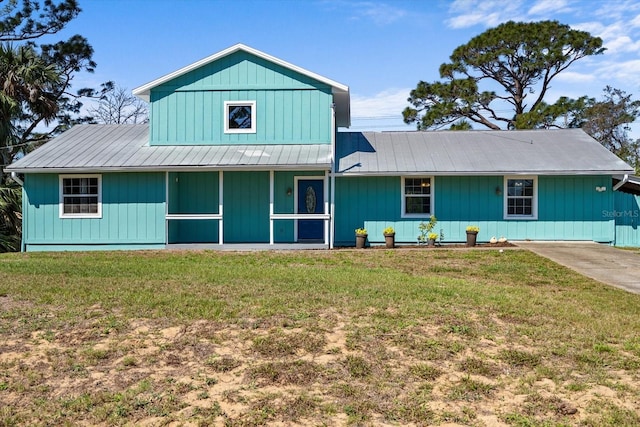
[515,241,640,295]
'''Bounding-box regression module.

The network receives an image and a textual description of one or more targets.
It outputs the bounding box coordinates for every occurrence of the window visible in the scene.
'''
[504,176,537,219]
[224,101,256,133]
[402,176,433,217]
[59,175,102,218]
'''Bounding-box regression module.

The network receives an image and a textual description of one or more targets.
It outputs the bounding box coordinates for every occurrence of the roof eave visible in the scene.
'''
[335,170,634,177]
[8,164,332,174]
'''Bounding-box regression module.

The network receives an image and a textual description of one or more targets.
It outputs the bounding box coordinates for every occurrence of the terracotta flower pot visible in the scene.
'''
[355,234,368,249]
[384,233,395,248]
[466,231,478,247]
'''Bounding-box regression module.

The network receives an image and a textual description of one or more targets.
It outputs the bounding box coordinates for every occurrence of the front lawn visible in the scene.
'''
[0,248,639,426]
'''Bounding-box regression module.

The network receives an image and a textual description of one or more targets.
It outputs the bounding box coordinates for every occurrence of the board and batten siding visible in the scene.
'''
[149,51,333,145]
[613,191,640,247]
[334,175,615,246]
[23,173,166,251]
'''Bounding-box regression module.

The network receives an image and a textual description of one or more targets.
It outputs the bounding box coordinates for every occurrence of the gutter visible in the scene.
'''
[613,174,629,191]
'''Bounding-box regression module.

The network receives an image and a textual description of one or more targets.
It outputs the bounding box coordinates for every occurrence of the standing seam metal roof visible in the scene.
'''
[335,129,634,175]
[6,125,633,175]
[6,124,332,172]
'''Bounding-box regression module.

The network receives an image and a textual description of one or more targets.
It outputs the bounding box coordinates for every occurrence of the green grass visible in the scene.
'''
[1,248,639,426]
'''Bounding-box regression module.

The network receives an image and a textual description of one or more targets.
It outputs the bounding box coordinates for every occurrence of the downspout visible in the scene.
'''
[330,103,336,249]
[613,174,629,192]
[10,171,23,186]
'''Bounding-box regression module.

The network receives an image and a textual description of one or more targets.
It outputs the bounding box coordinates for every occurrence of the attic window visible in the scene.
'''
[224,101,256,134]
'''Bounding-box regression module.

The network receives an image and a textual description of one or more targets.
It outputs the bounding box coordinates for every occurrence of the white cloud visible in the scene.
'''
[351,88,410,117]
[350,88,414,131]
[555,71,597,83]
[447,12,503,29]
[605,35,640,54]
[358,2,407,25]
[528,0,571,16]
[597,59,640,87]
[593,0,640,20]
[446,0,528,28]
[323,1,407,25]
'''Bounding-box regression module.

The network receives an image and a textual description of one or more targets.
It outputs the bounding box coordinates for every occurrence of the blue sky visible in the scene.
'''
[51,0,640,133]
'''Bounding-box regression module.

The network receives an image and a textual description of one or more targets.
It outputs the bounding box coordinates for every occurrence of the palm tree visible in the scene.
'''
[0,43,60,171]
[0,184,21,252]
[0,43,60,251]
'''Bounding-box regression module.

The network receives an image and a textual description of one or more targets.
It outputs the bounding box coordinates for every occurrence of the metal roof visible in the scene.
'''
[6,124,332,173]
[132,44,351,128]
[336,129,634,176]
[7,126,633,176]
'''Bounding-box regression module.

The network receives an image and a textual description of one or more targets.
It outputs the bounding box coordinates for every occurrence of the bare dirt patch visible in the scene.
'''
[1,249,639,426]
[1,302,638,426]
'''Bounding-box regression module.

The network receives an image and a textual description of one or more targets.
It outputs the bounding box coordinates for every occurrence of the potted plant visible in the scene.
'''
[417,215,437,245]
[466,225,479,247]
[355,227,368,249]
[383,226,395,248]
[427,232,438,246]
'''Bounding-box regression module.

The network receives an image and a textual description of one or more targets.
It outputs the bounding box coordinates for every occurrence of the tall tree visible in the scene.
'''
[88,82,148,124]
[0,1,97,251]
[0,0,80,41]
[0,2,99,179]
[582,86,640,172]
[0,43,61,173]
[403,20,605,130]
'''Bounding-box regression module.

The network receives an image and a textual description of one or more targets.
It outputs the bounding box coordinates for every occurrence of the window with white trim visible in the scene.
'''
[504,176,537,219]
[224,101,256,133]
[59,175,102,218]
[402,176,433,217]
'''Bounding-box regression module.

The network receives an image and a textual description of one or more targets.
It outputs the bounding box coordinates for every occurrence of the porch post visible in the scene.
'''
[219,171,224,245]
[324,170,329,245]
[165,171,169,245]
[269,169,274,245]
[329,103,336,249]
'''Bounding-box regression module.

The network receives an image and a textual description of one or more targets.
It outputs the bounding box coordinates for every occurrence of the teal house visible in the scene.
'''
[6,44,640,251]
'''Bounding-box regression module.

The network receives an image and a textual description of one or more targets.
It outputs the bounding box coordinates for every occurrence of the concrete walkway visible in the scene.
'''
[515,241,640,295]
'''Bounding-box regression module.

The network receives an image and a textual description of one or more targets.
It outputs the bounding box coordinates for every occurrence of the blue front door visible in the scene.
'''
[297,179,324,241]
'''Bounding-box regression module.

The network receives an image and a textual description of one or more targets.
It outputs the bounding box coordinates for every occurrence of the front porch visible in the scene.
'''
[166,169,332,247]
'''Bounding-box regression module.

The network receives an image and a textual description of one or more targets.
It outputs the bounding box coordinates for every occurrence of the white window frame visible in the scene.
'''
[401,176,434,218]
[59,174,102,219]
[224,100,256,134]
[504,176,538,220]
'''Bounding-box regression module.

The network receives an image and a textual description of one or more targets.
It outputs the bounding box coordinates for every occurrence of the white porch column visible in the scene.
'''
[165,171,169,245]
[324,170,329,245]
[269,169,274,245]
[219,171,224,245]
[329,102,336,249]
